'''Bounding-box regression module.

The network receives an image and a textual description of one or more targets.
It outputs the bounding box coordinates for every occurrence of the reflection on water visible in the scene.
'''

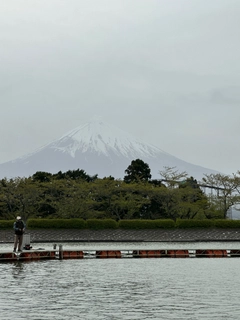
[12,261,25,280]
[1,258,240,319]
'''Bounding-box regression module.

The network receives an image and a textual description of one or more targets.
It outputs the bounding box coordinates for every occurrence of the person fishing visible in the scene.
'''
[13,216,26,252]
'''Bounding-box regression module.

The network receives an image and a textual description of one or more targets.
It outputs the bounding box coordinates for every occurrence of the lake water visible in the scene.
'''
[1,242,240,320]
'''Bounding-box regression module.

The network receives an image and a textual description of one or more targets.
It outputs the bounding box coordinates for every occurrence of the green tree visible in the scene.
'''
[0,178,17,219]
[147,174,209,220]
[202,172,240,218]
[0,177,40,220]
[32,171,52,182]
[124,159,151,183]
[178,178,209,219]
[54,169,98,182]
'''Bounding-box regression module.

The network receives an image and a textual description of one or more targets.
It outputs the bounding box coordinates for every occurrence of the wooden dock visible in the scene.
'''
[1,248,240,261]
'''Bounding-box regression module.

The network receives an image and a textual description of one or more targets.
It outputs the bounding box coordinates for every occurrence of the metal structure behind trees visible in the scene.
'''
[160,179,237,220]
[160,179,226,192]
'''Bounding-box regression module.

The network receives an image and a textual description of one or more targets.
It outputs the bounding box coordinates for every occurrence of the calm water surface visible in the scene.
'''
[1,253,240,319]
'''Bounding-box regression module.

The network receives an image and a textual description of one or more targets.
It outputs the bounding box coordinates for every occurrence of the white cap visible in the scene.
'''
[16,216,21,220]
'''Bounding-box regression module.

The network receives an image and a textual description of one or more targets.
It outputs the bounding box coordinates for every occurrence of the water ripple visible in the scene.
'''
[1,258,240,319]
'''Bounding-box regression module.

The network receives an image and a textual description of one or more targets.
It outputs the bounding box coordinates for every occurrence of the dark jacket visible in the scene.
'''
[13,220,26,235]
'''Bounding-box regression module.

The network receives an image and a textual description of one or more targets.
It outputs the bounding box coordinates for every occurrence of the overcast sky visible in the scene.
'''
[0,0,240,175]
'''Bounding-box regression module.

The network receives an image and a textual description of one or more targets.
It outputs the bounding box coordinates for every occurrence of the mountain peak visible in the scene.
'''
[0,118,219,180]
[51,118,163,159]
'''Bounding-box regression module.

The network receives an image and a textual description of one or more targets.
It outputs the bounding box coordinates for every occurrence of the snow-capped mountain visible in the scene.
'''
[0,117,218,180]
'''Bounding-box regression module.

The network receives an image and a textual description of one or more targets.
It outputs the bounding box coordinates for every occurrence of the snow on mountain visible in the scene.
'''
[47,117,166,158]
[0,117,219,180]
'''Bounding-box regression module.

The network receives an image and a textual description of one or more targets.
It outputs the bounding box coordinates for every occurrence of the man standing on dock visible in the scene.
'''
[13,216,26,252]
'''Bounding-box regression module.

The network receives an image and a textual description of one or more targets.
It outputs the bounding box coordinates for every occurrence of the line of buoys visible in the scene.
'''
[0,252,16,261]
[96,250,121,258]
[62,250,84,259]
[0,251,56,261]
[22,251,56,259]
[133,250,166,258]
[132,250,190,258]
[195,249,227,257]
[1,248,240,262]
[167,250,189,258]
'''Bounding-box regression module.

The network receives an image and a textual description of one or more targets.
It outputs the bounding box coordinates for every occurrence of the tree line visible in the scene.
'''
[1,159,240,221]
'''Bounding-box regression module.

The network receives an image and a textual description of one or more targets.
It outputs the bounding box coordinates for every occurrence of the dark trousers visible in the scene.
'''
[14,234,23,251]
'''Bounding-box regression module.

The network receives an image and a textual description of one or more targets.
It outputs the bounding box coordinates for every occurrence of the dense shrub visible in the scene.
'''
[27,219,86,229]
[2,218,240,229]
[118,220,155,229]
[0,220,14,229]
[175,219,215,228]
[86,219,118,230]
[154,219,175,229]
[213,219,240,228]
[118,219,174,229]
